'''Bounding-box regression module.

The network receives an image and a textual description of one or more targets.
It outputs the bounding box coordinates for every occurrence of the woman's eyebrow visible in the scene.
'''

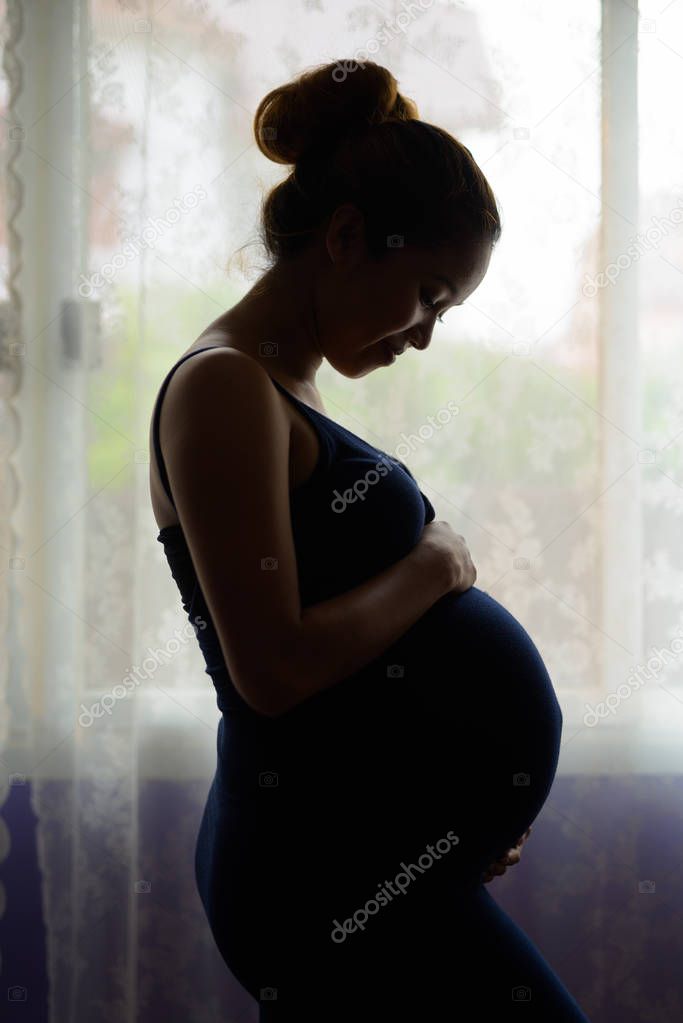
[430,273,464,305]
[430,273,456,294]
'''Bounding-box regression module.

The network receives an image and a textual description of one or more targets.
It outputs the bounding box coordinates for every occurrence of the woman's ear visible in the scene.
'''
[324,203,368,267]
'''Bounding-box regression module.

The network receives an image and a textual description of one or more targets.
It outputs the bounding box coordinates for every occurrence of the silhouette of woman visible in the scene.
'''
[150,58,591,1022]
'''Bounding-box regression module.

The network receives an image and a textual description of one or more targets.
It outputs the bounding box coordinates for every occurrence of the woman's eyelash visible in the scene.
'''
[421,293,445,323]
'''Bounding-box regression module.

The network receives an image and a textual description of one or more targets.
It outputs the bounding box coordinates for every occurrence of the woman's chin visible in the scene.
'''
[327,353,389,379]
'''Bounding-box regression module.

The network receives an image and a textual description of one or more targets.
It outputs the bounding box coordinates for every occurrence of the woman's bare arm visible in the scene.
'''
[271,543,449,715]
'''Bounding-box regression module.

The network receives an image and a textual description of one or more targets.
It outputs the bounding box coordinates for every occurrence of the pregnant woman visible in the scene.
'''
[149,61,591,1022]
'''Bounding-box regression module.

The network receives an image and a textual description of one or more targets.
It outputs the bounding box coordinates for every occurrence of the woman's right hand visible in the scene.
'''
[416,520,477,594]
[482,826,533,884]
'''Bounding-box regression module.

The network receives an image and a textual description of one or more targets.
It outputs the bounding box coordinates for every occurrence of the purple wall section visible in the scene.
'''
[1,781,49,1020]
[3,775,683,1022]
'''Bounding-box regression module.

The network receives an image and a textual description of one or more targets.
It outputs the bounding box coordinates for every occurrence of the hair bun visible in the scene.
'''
[253,59,419,165]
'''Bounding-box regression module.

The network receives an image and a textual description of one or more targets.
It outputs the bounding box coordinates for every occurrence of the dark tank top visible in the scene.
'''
[152,345,436,719]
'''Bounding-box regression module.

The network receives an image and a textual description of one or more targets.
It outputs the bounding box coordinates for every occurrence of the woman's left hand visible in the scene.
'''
[481,826,532,883]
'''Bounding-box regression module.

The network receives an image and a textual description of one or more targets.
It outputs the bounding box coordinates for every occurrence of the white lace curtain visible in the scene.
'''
[1,0,682,1019]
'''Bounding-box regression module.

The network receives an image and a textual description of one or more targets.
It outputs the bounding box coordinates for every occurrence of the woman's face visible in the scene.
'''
[320,204,493,378]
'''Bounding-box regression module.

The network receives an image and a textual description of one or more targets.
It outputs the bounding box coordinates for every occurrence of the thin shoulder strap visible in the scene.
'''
[152,346,225,510]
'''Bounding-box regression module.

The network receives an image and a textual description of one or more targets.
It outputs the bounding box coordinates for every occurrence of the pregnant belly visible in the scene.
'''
[401,586,562,828]
[268,586,563,881]
[330,585,562,731]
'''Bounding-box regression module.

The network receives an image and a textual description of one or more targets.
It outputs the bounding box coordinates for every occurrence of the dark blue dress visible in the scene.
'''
[153,346,591,1022]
